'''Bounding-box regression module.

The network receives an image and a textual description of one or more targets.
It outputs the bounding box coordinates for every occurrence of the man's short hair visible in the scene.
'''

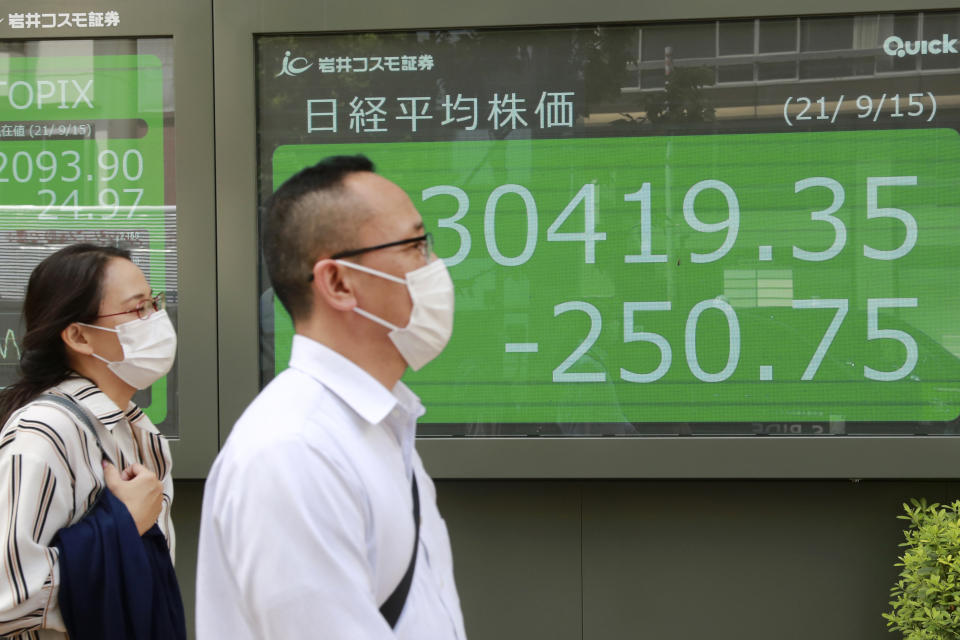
[262,154,375,321]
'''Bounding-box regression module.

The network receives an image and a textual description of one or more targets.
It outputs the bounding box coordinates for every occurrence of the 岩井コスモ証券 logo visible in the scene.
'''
[276,51,313,77]
[883,34,958,57]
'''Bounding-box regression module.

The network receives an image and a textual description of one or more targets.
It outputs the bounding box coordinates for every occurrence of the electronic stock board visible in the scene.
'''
[256,13,960,437]
[0,40,177,434]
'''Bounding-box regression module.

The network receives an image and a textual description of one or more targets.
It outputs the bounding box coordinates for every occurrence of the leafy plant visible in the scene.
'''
[884,499,960,639]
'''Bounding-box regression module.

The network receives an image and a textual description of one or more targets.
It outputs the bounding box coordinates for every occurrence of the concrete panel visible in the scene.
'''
[172,480,204,640]
[582,480,945,640]
[437,481,582,640]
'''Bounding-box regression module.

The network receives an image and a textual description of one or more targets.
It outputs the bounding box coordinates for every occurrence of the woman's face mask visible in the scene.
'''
[78,310,178,389]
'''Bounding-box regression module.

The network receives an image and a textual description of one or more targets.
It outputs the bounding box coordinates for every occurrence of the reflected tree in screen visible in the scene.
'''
[641,66,717,124]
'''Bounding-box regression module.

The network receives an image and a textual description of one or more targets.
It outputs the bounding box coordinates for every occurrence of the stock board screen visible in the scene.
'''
[0,40,178,435]
[256,12,960,436]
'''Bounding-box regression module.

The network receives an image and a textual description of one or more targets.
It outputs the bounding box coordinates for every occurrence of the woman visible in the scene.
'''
[0,243,181,639]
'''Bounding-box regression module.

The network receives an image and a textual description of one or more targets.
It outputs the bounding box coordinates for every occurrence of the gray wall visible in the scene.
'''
[440,480,951,640]
[174,478,957,639]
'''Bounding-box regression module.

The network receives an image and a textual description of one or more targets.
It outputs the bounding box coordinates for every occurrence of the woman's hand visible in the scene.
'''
[102,461,163,535]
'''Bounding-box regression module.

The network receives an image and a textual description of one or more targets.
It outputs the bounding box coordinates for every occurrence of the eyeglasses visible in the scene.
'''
[96,292,166,321]
[309,233,434,281]
[332,232,433,261]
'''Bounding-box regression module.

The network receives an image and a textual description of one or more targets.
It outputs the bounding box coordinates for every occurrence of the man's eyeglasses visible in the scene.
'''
[97,292,166,321]
[332,232,433,260]
[309,233,434,281]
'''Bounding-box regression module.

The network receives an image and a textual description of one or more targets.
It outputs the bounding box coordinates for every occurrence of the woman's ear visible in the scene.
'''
[61,323,95,357]
[311,259,357,312]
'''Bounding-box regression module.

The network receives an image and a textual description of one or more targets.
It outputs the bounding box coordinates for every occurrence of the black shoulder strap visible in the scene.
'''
[39,392,115,465]
[379,474,420,628]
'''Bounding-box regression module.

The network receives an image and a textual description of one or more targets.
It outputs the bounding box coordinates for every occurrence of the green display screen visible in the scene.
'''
[0,43,177,433]
[272,130,960,426]
[256,13,960,435]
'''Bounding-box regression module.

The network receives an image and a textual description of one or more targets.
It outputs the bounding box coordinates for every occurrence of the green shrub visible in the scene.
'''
[884,499,960,639]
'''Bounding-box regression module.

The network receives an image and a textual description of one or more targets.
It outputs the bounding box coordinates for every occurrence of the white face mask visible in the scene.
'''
[78,310,177,389]
[337,258,455,371]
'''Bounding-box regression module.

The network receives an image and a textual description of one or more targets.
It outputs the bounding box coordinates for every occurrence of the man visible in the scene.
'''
[196,155,467,639]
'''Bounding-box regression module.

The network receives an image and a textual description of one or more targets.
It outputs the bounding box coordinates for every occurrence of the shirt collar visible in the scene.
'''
[288,334,424,426]
[56,375,154,433]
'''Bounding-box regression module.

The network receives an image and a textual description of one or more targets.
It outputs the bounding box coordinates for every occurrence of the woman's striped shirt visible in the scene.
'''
[0,376,174,639]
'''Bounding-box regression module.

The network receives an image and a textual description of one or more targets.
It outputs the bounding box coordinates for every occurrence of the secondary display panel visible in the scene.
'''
[0,39,178,435]
[256,12,960,436]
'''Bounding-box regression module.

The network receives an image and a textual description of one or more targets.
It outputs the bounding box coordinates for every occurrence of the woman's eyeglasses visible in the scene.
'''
[97,292,166,321]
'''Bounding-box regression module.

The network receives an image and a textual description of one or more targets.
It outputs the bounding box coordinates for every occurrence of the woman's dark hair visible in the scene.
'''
[0,243,131,425]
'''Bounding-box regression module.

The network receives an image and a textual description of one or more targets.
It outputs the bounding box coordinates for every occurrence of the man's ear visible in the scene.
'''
[311,259,356,312]
[61,323,95,357]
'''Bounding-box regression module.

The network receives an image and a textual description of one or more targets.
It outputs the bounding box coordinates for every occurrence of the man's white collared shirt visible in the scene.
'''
[197,335,468,639]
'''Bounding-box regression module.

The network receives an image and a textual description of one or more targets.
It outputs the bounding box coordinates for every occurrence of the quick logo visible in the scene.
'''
[883,34,959,57]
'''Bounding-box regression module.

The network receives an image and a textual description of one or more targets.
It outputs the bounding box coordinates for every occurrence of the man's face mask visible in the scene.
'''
[337,258,455,371]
